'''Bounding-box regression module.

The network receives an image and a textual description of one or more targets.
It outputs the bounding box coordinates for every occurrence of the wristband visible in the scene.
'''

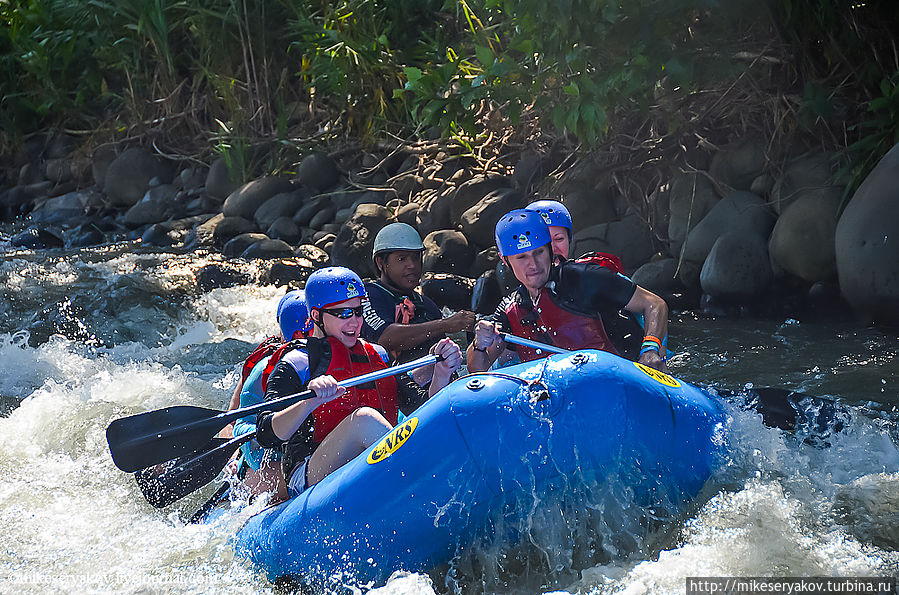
[639,345,659,357]
[642,335,662,347]
[473,346,488,353]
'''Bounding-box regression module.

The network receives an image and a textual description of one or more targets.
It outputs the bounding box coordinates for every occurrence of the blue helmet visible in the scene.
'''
[277,290,312,341]
[304,266,367,311]
[526,200,572,235]
[494,209,552,257]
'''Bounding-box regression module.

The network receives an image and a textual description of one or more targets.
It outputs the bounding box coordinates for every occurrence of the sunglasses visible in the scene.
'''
[320,306,364,319]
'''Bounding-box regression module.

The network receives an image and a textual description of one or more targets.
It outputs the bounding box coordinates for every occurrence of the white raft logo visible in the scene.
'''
[516,235,532,250]
[345,282,360,298]
[539,212,551,225]
[367,417,418,464]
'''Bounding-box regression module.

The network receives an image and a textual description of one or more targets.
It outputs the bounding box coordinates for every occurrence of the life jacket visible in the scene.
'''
[574,251,625,274]
[504,288,619,362]
[261,336,399,444]
[309,337,399,442]
[241,335,283,383]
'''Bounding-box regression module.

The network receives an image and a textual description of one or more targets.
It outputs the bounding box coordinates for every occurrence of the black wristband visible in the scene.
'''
[473,346,487,353]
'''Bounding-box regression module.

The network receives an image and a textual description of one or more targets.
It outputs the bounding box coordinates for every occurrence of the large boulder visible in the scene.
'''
[571,217,655,270]
[104,148,174,207]
[681,191,775,265]
[422,229,475,275]
[415,188,453,236]
[29,190,97,225]
[254,188,308,230]
[667,172,720,258]
[205,157,242,199]
[330,203,392,278]
[460,187,524,250]
[709,137,767,191]
[768,189,841,282]
[295,152,339,193]
[222,176,294,220]
[421,273,474,312]
[835,142,899,324]
[631,258,681,293]
[123,184,180,227]
[770,152,837,214]
[700,231,773,298]
[449,174,511,222]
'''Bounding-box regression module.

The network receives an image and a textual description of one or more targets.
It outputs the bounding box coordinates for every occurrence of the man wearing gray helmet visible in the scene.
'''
[361,222,477,366]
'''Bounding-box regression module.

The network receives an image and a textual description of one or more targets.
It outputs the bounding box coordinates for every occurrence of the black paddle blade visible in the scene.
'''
[107,404,227,473]
[134,437,235,508]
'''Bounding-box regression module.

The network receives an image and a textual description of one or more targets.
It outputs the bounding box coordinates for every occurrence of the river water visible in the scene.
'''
[0,238,896,594]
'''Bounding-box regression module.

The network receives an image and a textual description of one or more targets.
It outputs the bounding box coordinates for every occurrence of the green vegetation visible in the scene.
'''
[1,0,896,194]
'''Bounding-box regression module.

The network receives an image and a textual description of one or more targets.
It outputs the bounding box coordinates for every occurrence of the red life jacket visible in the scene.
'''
[504,288,619,362]
[260,336,399,444]
[241,335,283,383]
[309,337,399,442]
[575,251,625,274]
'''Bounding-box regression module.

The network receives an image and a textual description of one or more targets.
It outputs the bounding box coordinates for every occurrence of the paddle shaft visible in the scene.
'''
[499,333,569,355]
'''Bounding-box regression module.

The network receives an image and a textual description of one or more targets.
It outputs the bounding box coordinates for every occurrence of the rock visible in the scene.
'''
[295,244,331,268]
[197,263,251,292]
[209,216,257,248]
[681,191,775,265]
[768,190,841,282]
[460,187,525,250]
[223,232,269,259]
[770,152,837,214]
[450,174,511,222]
[667,172,720,257]
[43,158,74,184]
[241,238,295,260]
[123,184,180,227]
[176,166,207,191]
[422,229,475,275]
[91,145,118,188]
[415,188,453,236]
[254,188,308,230]
[472,269,503,315]
[313,233,336,250]
[495,260,518,293]
[205,157,242,199]
[308,207,336,229]
[267,217,301,245]
[330,203,392,278]
[10,226,64,249]
[835,142,899,324]
[511,150,545,190]
[29,190,95,225]
[18,162,43,186]
[222,176,294,220]
[295,152,339,193]
[141,223,181,248]
[293,196,332,226]
[572,217,655,270]
[395,202,420,226]
[709,137,767,191]
[104,148,174,207]
[67,224,106,248]
[262,258,316,287]
[700,231,773,298]
[559,187,618,230]
[421,273,475,311]
[631,258,680,293]
[472,247,500,278]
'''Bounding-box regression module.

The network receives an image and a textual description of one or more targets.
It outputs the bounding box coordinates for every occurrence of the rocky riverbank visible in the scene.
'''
[2,132,898,326]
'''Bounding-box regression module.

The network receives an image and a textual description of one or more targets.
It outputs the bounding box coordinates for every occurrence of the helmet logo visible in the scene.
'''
[539,212,551,225]
[345,282,360,298]
[516,235,532,250]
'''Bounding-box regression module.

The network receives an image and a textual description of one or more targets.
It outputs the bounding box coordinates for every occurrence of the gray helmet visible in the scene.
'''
[372,222,424,259]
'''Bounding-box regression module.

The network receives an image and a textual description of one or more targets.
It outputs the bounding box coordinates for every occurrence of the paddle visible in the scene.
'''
[134,432,256,508]
[107,353,442,473]
[497,333,846,436]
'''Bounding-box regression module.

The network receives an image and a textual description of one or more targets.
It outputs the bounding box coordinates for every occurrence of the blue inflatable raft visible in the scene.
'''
[234,349,727,585]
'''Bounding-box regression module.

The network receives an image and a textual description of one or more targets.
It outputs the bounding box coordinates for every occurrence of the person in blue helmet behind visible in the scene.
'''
[525,199,573,261]
[227,290,313,502]
[467,209,670,374]
[256,267,462,497]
